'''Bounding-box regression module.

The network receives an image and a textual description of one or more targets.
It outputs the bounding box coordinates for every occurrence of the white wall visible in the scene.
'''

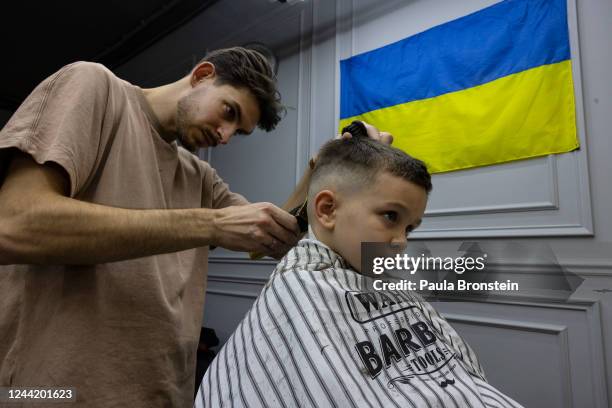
[117,0,612,406]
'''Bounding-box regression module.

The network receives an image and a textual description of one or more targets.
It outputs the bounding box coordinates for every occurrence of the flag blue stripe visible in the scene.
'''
[340,0,570,119]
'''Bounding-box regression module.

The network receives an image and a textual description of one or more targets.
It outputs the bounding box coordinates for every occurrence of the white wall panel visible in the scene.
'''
[438,300,608,408]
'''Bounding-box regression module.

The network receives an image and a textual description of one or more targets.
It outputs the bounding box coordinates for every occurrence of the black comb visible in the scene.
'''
[341,120,368,139]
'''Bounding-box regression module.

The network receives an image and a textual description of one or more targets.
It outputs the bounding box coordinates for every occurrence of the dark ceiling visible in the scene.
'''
[0,0,220,111]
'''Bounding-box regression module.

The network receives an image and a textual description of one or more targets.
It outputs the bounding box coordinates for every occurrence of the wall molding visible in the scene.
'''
[442,313,568,335]
[413,224,593,239]
[209,256,278,266]
[297,4,314,182]
[443,313,574,406]
[206,288,259,299]
[566,0,594,238]
[207,272,269,286]
[425,201,559,217]
[426,155,560,217]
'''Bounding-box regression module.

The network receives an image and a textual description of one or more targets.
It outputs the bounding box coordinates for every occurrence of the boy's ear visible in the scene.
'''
[313,190,337,230]
[191,62,216,87]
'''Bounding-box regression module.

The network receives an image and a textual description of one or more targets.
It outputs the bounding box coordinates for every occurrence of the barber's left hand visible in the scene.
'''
[338,121,393,145]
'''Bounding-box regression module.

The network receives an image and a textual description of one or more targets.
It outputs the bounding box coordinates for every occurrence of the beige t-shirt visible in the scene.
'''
[0,62,247,407]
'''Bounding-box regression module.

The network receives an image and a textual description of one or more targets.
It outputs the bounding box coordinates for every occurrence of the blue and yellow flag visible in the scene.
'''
[339,0,579,173]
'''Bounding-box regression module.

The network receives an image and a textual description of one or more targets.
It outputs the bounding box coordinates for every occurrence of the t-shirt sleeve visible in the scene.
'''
[0,62,112,197]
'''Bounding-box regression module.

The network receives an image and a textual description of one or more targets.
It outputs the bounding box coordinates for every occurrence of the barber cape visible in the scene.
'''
[196,234,524,408]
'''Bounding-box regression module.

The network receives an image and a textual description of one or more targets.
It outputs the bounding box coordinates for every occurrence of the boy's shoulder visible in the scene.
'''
[264,238,358,292]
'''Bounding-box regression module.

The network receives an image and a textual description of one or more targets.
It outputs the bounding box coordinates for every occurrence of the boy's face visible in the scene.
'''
[330,171,427,272]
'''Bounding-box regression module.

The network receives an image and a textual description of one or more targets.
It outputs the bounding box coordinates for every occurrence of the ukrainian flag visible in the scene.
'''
[339,0,579,173]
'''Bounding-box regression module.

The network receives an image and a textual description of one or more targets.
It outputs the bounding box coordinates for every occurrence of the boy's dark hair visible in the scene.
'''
[309,137,432,198]
[199,47,284,131]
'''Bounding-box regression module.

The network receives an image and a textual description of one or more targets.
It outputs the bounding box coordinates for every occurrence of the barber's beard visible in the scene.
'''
[176,96,199,153]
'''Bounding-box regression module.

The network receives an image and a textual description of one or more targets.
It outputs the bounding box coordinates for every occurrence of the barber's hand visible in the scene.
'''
[337,120,393,145]
[212,202,300,258]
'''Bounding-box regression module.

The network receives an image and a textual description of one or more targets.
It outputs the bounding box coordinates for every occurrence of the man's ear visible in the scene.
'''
[313,190,337,230]
[190,62,216,87]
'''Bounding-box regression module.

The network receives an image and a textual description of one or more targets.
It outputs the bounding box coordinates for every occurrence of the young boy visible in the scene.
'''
[195,138,524,407]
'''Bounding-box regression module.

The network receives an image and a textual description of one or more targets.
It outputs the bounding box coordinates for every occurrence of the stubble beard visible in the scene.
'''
[176,95,199,153]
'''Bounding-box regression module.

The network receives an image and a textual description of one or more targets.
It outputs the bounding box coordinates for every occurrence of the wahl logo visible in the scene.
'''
[345,290,417,323]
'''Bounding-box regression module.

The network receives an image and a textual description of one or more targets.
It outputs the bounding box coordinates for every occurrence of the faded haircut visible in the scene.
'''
[197,47,284,131]
[308,137,432,203]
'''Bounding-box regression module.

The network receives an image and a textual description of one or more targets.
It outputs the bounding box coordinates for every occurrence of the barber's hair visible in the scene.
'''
[198,47,284,131]
[308,137,432,201]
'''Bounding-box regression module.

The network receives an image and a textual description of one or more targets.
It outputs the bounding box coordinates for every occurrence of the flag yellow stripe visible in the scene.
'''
[340,60,578,173]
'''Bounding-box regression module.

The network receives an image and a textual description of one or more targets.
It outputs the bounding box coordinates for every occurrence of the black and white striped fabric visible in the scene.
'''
[195,236,524,407]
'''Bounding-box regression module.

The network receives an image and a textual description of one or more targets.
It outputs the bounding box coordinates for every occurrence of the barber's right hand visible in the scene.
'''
[212,202,301,257]
[337,120,393,145]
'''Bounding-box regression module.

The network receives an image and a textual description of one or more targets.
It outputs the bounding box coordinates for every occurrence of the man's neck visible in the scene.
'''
[141,79,188,143]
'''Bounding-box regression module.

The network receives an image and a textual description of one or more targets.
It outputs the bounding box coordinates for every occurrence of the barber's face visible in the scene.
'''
[176,67,260,152]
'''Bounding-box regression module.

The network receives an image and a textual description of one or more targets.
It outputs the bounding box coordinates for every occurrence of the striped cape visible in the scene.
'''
[196,237,524,407]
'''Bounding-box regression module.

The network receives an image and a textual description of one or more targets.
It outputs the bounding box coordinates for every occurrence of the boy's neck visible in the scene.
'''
[310,224,340,256]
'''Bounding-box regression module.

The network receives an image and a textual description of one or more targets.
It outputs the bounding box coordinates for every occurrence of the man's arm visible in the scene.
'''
[0,152,298,265]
